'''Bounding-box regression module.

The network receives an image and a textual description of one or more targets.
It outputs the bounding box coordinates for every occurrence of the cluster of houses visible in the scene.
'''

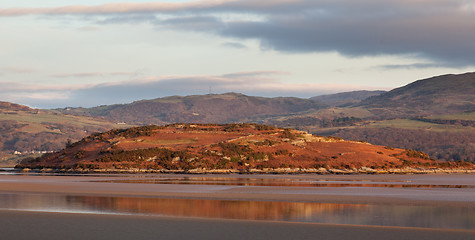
[13,150,54,155]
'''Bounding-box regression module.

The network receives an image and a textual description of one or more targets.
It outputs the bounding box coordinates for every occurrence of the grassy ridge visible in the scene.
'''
[428,111,475,121]
[0,109,134,166]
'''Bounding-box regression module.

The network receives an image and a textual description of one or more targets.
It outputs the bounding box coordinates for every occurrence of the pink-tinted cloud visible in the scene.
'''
[51,72,136,78]
[0,81,91,92]
[0,0,459,16]
[0,1,231,16]
[1,67,36,74]
[221,71,289,78]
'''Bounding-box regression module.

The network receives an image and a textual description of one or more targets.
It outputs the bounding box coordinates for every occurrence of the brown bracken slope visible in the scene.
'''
[17,124,473,173]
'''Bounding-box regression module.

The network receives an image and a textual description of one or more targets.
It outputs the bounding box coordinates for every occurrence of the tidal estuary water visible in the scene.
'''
[0,173,474,232]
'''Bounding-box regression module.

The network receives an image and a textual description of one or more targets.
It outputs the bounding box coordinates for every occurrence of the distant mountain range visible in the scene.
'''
[360,72,475,118]
[1,72,474,166]
[59,72,475,124]
[58,93,324,125]
[310,90,386,107]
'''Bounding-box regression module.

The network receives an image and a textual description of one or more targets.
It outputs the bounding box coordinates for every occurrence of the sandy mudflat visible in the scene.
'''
[1,210,474,240]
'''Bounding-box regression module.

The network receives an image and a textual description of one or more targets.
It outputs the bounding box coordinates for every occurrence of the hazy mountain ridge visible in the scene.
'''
[62,73,475,124]
[310,90,386,107]
[58,73,475,125]
[360,72,475,118]
[60,93,324,125]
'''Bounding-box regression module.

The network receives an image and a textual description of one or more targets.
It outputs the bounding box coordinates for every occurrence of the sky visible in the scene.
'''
[1,0,474,108]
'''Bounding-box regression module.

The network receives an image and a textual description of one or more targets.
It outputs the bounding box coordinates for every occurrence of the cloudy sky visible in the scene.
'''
[1,0,474,108]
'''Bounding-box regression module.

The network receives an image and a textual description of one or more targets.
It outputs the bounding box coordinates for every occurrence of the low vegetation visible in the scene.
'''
[16,124,474,172]
[327,128,475,163]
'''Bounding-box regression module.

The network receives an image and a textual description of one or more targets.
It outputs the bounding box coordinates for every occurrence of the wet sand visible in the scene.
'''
[1,210,474,240]
[1,174,474,239]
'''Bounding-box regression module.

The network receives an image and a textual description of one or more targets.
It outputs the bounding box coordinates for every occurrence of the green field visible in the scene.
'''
[0,110,136,167]
[0,111,134,134]
[428,111,475,121]
[365,119,473,132]
[308,107,374,119]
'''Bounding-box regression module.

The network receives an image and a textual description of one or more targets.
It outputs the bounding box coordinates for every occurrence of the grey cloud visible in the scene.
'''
[158,0,475,67]
[96,14,158,25]
[221,42,247,49]
[157,16,223,31]
[3,0,475,66]
[0,1,315,16]
[221,71,286,78]
[213,9,475,66]
[376,63,443,70]
[51,72,104,78]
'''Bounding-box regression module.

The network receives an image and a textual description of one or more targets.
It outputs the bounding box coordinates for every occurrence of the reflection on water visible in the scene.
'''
[95,177,473,189]
[0,168,15,175]
[1,193,474,230]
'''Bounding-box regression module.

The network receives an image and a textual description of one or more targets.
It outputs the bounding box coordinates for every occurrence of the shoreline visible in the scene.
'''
[11,167,475,174]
